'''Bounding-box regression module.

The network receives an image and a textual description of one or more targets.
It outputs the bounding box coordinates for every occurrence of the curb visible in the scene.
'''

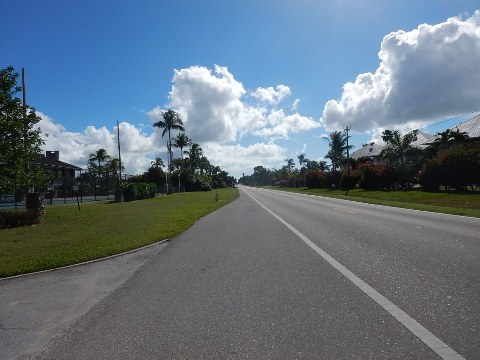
[0,238,170,281]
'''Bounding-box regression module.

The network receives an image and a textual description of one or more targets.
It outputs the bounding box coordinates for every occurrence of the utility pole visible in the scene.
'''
[117,121,123,202]
[344,125,351,174]
[22,68,26,110]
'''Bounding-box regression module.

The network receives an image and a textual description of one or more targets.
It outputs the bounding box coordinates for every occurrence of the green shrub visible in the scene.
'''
[417,160,441,191]
[392,164,418,189]
[437,144,480,191]
[358,162,380,190]
[358,162,395,190]
[123,182,156,201]
[417,144,480,192]
[340,171,359,190]
[304,170,332,189]
[182,174,212,192]
[0,210,41,229]
[283,174,303,188]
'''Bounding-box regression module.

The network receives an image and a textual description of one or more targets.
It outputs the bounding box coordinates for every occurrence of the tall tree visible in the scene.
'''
[172,133,191,161]
[184,143,203,173]
[323,131,350,171]
[297,154,307,167]
[150,157,165,169]
[106,157,124,180]
[89,148,111,174]
[153,110,185,171]
[0,66,46,195]
[285,158,295,173]
[380,129,418,166]
[199,156,210,175]
[429,128,469,155]
[297,153,310,174]
[307,160,329,171]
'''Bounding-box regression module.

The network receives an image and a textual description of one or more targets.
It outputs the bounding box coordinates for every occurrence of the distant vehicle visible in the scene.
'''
[232,184,237,188]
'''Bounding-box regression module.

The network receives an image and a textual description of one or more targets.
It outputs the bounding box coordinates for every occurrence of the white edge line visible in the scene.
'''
[259,187,480,221]
[243,188,465,360]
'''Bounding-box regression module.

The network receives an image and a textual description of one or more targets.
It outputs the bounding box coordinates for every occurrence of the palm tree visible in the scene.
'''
[153,110,185,192]
[106,158,124,178]
[380,129,418,166]
[173,133,191,161]
[150,157,165,169]
[184,143,203,173]
[89,148,111,173]
[323,131,350,171]
[105,157,124,193]
[432,128,469,153]
[88,148,111,198]
[199,156,210,175]
[297,154,307,167]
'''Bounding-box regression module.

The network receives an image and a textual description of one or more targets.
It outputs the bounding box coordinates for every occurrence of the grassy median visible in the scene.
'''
[267,187,480,218]
[0,189,238,278]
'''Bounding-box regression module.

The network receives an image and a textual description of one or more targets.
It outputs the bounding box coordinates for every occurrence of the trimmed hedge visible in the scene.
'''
[0,210,41,229]
[304,170,332,189]
[123,182,157,201]
[418,144,480,191]
[358,162,395,190]
[417,160,441,191]
[340,172,359,190]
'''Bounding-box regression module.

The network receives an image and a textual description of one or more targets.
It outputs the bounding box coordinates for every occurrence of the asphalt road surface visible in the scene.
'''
[34,186,479,359]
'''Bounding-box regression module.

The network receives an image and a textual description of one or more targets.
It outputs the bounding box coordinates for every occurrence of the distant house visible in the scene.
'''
[350,142,385,164]
[423,113,480,151]
[411,130,435,149]
[350,130,434,165]
[35,151,82,194]
[449,113,480,140]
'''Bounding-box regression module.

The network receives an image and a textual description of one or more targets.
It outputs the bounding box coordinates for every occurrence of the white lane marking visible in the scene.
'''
[243,189,465,360]
[333,207,356,214]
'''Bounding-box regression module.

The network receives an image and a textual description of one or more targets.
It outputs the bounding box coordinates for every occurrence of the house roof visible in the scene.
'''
[411,130,435,148]
[35,157,83,171]
[449,113,480,138]
[351,130,434,160]
[351,142,384,159]
[350,113,479,158]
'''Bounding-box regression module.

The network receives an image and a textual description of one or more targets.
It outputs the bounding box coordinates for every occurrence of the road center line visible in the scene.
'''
[333,207,356,214]
[244,189,464,360]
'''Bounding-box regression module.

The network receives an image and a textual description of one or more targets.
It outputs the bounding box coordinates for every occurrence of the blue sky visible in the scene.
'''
[2,0,480,178]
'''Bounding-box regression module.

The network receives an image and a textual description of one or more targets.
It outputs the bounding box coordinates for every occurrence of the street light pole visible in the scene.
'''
[344,125,351,174]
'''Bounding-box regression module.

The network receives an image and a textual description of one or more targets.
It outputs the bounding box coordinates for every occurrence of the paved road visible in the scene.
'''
[0,242,167,360]
[13,186,480,359]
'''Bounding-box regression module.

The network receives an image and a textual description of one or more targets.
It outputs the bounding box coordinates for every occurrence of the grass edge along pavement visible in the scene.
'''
[266,186,480,218]
[0,189,239,278]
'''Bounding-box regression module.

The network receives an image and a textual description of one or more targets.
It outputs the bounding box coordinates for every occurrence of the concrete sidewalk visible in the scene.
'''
[0,241,168,360]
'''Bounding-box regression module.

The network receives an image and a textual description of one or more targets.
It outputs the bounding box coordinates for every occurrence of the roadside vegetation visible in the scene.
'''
[1,67,237,230]
[240,126,480,217]
[266,186,480,218]
[0,189,238,278]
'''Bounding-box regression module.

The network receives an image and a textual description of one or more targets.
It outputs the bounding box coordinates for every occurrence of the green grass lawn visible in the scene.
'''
[0,189,238,278]
[267,187,480,218]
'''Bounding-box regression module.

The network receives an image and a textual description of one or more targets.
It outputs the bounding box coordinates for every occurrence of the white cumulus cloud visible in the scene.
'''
[38,112,161,175]
[202,142,287,177]
[321,10,480,134]
[149,65,320,144]
[37,65,320,179]
[291,98,300,112]
[252,84,291,105]
[37,112,290,178]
